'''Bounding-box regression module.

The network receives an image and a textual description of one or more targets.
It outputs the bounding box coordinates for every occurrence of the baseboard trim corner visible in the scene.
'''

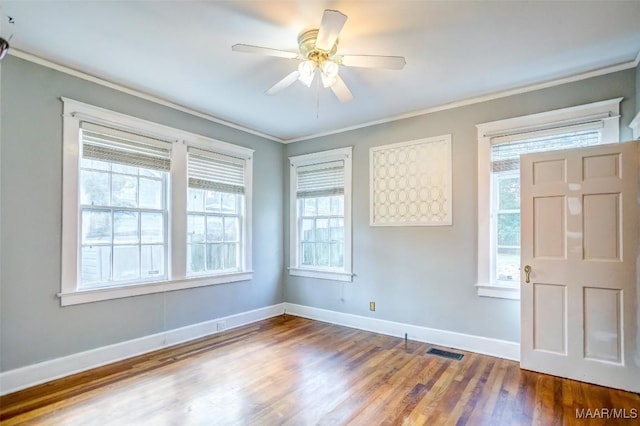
[0,303,285,396]
[283,303,520,361]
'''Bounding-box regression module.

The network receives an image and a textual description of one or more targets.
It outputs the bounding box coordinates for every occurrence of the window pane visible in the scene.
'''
[316,219,329,242]
[301,219,315,242]
[80,246,111,284]
[141,245,164,278]
[221,193,236,213]
[497,213,520,246]
[112,164,138,175]
[112,174,138,207]
[330,242,344,268]
[303,198,316,216]
[187,188,204,212]
[139,168,162,178]
[187,215,206,243]
[114,211,139,244]
[141,212,163,243]
[207,243,222,270]
[139,177,163,209]
[224,243,238,269]
[315,243,330,267]
[113,245,140,281]
[80,170,109,206]
[224,217,238,242]
[207,216,223,242]
[81,158,109,171]
[187,244,205,273]
[317,196,330,216]
[498,175,520,210]
[330,196,344,216]
[205,191,222,212]
[82,210,112,244]
[301,243,314,266]
[330,218,344,242]
[496,247,520,282]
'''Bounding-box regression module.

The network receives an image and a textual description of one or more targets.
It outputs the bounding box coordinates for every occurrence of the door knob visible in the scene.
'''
[524,265,532,284]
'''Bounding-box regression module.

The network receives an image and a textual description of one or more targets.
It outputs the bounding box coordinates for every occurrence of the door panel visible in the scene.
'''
[521,141,639,393]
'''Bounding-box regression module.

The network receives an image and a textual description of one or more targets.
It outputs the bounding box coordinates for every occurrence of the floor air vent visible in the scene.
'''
[426,347,464,360]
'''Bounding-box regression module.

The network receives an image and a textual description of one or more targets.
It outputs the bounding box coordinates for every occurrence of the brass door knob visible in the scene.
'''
[524,265,532,284]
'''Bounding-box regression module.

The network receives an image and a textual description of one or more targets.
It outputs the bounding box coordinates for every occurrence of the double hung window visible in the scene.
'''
[289,147,353,282]
[476,98,621,299]
[61,98,253,305]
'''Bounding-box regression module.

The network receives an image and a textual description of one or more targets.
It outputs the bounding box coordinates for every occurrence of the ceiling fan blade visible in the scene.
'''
[338,55,406,70]
[265,70,301,95]
[315,9,348,51]
[330,75,353,103]
[232,44,299,59]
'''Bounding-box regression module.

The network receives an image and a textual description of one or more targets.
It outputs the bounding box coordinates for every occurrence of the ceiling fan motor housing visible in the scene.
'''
[298,29,338,60]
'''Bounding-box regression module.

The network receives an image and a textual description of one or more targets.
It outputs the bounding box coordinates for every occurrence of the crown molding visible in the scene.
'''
[284,57,639,143]
[8,48,639,145]
[7,49,284,143]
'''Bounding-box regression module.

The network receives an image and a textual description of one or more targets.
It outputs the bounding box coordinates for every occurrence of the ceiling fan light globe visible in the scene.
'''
[298,60,316,87]
[321,60,339,79]
[321,73,338,88]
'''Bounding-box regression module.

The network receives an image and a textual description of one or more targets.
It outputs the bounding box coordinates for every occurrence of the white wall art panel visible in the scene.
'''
[370,135,452,226]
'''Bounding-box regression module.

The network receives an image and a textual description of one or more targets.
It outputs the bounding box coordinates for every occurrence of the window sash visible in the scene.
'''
[188,148,245,194]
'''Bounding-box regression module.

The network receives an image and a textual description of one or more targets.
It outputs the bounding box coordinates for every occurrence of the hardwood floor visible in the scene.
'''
[1,315,639,425]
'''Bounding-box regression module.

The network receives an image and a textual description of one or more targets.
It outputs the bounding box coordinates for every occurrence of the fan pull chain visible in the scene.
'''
[316,69,321,119]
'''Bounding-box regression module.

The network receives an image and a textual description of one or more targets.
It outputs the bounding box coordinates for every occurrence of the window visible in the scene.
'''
[61,98,253,305]
[476,98,621,299]
[289,147,353,282]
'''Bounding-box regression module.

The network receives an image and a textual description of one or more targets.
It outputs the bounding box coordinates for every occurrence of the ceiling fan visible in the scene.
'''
[232,9,406,103]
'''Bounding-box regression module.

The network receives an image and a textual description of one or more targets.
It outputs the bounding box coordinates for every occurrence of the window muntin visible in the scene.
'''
[298,195,345,269]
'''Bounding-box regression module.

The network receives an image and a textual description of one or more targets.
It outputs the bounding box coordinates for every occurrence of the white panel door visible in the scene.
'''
[520,141,639,392]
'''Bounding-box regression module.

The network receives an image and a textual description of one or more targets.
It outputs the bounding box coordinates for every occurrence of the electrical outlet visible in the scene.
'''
[217,321,227,331]
[369,301,375,311]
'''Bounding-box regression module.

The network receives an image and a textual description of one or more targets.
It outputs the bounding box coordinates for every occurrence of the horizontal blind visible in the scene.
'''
[491,129,601,173]
[297,160,344,198]
[81,122,172,171]
[188,148,245,194]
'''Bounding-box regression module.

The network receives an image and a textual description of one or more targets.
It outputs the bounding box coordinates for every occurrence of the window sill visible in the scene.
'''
[475,283,520,300]
[59,271,253,306]
[289,267,354,282]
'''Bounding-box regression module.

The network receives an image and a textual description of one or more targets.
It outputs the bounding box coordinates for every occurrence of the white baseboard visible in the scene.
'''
[284,303,520,361]
[0,303,285,396]
[1,302,520,396]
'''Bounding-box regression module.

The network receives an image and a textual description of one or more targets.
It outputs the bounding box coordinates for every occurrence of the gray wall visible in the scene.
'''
[284,69,637,343]
[0,56,285,371]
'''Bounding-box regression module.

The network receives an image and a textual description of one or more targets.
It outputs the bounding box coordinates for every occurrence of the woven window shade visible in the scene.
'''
[81,122,172,171]
[188,148,245,194]
[297,160,344,198]
[491,129,601,173]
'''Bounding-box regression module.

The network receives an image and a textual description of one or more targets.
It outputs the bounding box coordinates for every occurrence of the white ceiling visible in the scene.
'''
[1,1,639,142]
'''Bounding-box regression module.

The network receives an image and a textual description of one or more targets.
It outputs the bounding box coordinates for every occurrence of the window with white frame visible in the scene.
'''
[289,147,353,282]
[475,98,621,299]
[61,98,253,306]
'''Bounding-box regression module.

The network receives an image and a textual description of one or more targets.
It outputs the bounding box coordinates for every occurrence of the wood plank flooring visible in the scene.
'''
[1,315,639,425]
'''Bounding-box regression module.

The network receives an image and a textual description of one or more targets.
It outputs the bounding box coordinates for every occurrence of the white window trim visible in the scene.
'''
[60,98,254,306]
[475,98,622,300]
[289,147,353,282]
